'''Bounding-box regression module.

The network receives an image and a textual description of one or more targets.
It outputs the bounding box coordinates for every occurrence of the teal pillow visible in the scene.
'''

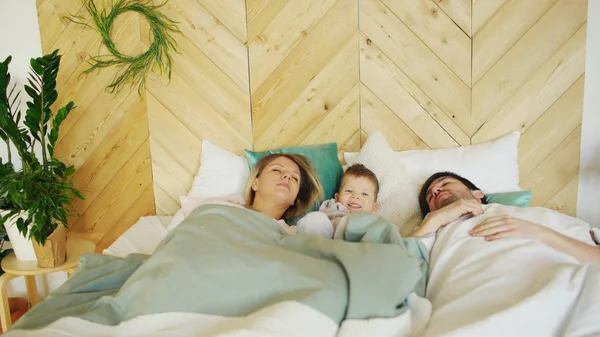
[486,191,533,208]
[244,142,343,219]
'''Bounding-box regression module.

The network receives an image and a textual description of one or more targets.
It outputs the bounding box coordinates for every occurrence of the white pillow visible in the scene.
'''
[352,131,421,235]
[166,140,250,229]
[345,131,521,194]
[188,140,250,199]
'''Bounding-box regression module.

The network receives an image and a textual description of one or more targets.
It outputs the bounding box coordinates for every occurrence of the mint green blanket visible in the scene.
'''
[11,205,427,331]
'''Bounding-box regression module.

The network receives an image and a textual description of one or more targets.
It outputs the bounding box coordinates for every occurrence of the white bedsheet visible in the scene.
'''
[5,297,432,337]
[5,301,337,337]
[420,203,600,337]
[102,216,171,258]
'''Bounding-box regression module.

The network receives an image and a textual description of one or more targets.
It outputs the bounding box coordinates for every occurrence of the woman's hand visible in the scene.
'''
[469,215,550,241]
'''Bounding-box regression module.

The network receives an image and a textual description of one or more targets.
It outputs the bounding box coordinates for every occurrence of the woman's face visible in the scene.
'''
[252,156,301,207]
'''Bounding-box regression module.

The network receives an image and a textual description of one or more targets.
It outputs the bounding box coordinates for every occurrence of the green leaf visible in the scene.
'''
[50,102,74,140]
[45,90,58,111]
[23,85,37,100]
[43,107,53,124]
[30,59,42,74]
[26,78,39,92]
[53,166,63,178]
[65,165,75,176]
[47,143,54,157]
[8,84,21,113]
[72,189,85,200]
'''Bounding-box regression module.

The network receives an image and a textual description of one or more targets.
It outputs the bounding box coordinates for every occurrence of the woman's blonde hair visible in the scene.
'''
[245,153,323,220]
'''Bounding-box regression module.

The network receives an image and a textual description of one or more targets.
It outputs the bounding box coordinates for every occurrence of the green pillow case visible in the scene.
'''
[244,143,343,220]
[486,190,533,208]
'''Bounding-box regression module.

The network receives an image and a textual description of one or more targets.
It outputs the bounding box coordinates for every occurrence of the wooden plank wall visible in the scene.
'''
[35,0,587,250]
[36,2,156,250]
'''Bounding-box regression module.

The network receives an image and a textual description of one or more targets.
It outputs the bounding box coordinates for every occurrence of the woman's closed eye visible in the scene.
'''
[274,168,299,182]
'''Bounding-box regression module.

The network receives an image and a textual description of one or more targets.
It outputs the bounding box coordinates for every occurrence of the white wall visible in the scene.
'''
[0,0,68,299]
[0,0,45,170]
[578,1,600,228]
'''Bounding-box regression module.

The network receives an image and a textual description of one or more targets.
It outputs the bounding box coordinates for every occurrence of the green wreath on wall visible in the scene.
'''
[69,0,180,95]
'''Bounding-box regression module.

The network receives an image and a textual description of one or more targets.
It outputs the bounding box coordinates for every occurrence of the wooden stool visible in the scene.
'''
[0,238,95,331]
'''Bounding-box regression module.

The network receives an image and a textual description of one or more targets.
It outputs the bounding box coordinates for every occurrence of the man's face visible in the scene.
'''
[425,177,484,212]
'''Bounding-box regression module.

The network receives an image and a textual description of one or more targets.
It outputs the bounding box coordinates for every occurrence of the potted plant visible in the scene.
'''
[0,57,38,262]
[0,50,83,267]
[0,161,38,261]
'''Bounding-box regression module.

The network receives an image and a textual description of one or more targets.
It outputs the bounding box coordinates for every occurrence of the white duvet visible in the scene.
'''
[420,203,600,337]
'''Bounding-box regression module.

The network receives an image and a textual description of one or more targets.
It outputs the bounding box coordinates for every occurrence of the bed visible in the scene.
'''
[4,131,600,337]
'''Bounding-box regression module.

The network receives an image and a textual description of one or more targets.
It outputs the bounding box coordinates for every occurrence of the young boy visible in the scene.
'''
[297,163,379,239]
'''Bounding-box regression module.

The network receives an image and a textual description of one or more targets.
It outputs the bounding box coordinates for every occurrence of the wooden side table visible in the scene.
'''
[0,238,95,331]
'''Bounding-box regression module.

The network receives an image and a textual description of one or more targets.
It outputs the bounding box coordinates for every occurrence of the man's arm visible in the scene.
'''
[470,216,600,264]
[409,199,484,237]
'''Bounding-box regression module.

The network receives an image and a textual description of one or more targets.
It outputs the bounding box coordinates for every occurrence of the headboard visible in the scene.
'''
[35,0,587,250]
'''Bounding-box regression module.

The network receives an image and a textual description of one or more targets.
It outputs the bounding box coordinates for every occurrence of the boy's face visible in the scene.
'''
[335,175,379,213]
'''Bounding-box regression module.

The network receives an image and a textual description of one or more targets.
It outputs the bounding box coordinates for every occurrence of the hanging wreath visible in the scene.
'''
[69,0,180,95]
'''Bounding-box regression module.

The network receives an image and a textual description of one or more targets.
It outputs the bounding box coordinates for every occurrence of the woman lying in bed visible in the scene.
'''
[244,153,322,228]
[170,153,323,234]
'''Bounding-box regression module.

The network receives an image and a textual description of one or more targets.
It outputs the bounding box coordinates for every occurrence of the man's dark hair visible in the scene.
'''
[418,171,488,218]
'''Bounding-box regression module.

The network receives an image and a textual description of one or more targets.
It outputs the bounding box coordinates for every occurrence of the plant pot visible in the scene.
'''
[0,297,29,333]
[0,210,37,262]
[31,224,67,268]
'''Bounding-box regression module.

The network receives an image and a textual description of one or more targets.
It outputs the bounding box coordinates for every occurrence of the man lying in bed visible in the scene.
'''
[410,171,600,263]
[408,171,600,337]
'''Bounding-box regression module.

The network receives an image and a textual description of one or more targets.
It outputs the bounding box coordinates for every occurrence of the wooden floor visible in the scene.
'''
[35,0,587,250]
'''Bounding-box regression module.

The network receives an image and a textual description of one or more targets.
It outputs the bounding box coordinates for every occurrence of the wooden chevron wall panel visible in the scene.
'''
[248,0,361,156]
[35,3,155,250]
[472,0,587,215]
[142,0,252,216]
[359,0,471,149]
[35,0,587,248]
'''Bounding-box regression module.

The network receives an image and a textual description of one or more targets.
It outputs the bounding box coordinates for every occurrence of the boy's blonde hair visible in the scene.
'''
[244,153,323,220]
[341,164,379,200]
